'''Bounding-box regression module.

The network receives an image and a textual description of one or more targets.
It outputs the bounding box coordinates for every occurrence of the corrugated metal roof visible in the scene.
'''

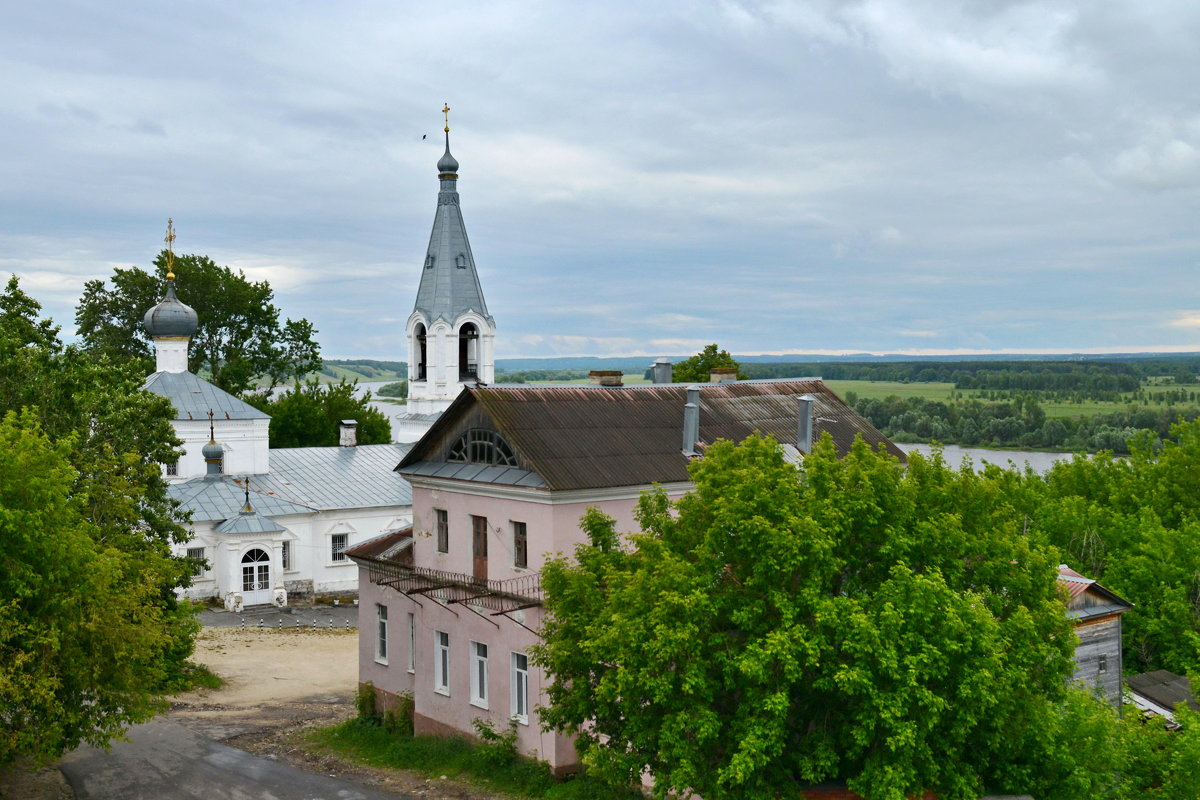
[400,379,905,491]
[1126,670,1199,712]
[256,443,414,510]
[345,527,414,562]
[143,370,270,421]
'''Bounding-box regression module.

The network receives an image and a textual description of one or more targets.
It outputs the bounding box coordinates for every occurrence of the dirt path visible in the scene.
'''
[4,626,502,800]
[169,626,496,799]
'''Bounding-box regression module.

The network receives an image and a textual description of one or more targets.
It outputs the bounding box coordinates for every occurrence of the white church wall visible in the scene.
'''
[169,418,271,479]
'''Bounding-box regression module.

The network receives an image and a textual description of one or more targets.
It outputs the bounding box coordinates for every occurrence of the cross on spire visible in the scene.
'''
[164,218,177,280]
[208,409,215,442]
[443,103,450,133]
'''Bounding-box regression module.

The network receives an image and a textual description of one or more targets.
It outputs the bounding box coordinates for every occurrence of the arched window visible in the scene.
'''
[448,429,517,466]
[414,323,427,381]
[459,322,479,380]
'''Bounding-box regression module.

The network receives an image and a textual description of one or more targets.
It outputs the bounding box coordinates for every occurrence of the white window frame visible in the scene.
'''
[434,631,450,695]
[407,613,416,673]
[511,652,529,724]
[470,641,489,708]
[375,604,388,665]
[330,532,348,563]
[187,546,206,578]
[165,460,179,477]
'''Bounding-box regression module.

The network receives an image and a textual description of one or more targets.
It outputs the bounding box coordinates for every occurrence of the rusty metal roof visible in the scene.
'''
[1057,564,1132,621]
[399,379,904,491]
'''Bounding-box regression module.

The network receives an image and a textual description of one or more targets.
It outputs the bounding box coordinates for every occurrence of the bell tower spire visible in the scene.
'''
[401,105,497,439]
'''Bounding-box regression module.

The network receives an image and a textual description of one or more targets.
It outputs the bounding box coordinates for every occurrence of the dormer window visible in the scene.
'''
[448,429,517,466]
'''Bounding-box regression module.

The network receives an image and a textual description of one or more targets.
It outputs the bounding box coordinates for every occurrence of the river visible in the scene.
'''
[896,443,1082,474]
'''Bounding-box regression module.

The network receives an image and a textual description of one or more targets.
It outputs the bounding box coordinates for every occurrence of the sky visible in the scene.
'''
[2,1,1199,360]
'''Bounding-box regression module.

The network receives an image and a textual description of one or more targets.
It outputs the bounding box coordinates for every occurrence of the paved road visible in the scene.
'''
[59,718,408,800]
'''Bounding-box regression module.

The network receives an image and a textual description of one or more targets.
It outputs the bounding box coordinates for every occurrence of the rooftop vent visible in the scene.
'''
[588,370,624,387]
[651,358,673,384]
[709,367,738,383]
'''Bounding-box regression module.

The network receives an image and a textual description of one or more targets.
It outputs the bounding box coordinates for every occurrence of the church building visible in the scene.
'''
[395,107,496,442]
[142,223,413,609]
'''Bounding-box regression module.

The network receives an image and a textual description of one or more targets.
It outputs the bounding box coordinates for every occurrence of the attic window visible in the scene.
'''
[425,255,435,269]
[456,253,467,268]
[448,429,517,467]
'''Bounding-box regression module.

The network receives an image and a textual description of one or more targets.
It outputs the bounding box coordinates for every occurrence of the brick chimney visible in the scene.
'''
[709,367,738,383]
[588,370,624,387]
[339,419,358,447]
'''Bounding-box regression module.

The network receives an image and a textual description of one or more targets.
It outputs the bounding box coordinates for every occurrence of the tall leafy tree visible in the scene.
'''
[245,378,392,448]
[0,276,195,766]
[538,435,1077,800]
[672,343,748,383]
[75,252,321,395]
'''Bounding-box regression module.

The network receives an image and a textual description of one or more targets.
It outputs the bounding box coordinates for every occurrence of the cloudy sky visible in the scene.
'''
[3,1,1199,359]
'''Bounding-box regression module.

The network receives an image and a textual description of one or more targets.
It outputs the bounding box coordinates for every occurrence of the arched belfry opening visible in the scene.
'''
[459,323,479,380]
[414,323,428,381]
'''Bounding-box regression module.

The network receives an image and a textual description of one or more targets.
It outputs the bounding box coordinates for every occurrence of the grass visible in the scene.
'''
[309,718,641,800]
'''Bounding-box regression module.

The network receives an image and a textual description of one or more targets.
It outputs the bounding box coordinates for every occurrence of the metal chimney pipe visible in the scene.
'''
[652,357,672,385]
[798,394,815,454]
[682,385,701,455]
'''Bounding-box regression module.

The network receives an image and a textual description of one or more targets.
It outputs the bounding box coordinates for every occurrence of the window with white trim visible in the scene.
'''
[165,460,178,477]
[407,613,416,673]
[511,652,529,723]
[434,631,450,694]
[281,540,291,571]
[375,605,388,664]
[470,641,488,708]
[187,547,206,577]
[331,533,348,562]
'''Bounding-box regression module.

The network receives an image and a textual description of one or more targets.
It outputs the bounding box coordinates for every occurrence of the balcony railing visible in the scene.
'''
[356,559,541,614]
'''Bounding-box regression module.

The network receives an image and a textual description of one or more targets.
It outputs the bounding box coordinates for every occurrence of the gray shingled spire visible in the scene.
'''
[412,131,492,324]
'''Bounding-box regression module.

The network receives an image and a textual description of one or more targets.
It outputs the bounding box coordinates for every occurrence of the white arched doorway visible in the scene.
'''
[240,548,272,606]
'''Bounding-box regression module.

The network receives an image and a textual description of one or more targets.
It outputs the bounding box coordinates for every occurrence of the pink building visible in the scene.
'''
[349,377,902,772]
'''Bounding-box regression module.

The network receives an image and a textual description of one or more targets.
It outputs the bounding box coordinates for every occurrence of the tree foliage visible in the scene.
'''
[672,343,747,383]
[0,276,195,766]
[75,252,321,395]
[245,378,392,448]
[538,435,1077,799]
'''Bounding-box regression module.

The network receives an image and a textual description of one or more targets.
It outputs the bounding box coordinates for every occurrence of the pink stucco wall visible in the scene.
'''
[358,479,689,771]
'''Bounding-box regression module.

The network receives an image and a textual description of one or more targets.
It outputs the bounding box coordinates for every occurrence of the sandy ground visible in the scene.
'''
[3,626,500,800]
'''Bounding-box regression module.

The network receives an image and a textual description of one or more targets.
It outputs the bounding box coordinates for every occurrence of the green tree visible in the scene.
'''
[75,253,321,395]
[246,378,392,448]
[0,277,195,765]
[538,435,1078,800]
[672,343,748,383]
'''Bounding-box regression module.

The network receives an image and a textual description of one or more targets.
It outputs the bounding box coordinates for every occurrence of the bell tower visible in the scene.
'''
[401,105,496,438]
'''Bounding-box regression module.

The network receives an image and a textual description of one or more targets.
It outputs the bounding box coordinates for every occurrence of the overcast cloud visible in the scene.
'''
[2,1,1198,359]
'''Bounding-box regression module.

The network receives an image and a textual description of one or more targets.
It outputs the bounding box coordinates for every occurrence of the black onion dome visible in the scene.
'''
[143,281,198,338]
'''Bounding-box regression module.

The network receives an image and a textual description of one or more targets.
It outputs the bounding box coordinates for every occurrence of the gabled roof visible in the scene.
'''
[170,476,316,522]
[1057,564,1133,621]
[412,143,491,325]
[143,370,270,421]
[399,379,904,492]
[256,443,413,510]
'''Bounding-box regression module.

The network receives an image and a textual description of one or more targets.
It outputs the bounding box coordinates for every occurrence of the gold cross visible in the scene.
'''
[443,103,450,133]
[164,218,177,280]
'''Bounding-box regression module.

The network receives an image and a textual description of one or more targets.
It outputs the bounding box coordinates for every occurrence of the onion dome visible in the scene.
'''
[438,146,459,175]
[202,439,224,461]
[144,280,198,339]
